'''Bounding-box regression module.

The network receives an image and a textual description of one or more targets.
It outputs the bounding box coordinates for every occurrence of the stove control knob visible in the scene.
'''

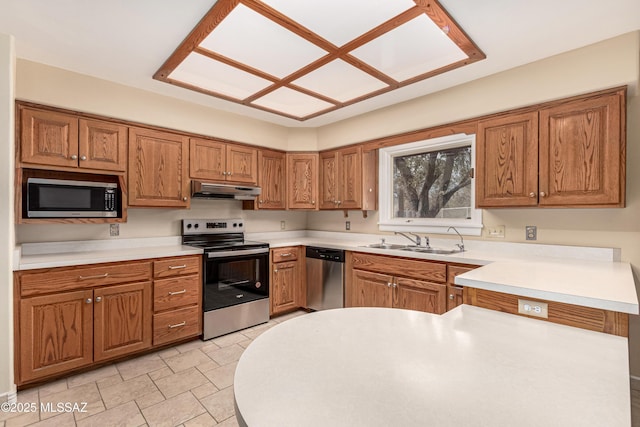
[233,223,238,227]
[194,224,199,229]
[186,224,192,229]
[239,222,243,227]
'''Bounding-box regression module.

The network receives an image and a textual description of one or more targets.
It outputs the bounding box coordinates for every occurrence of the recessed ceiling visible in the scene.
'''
[1,0,639,127]
[155,0,485,121]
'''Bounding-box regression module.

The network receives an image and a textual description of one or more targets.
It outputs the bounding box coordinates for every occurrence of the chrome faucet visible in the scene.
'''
[447,226,465,252]
[394,232,421,246]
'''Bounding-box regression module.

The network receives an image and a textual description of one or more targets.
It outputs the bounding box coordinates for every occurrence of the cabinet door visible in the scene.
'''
[271,261,299,315]
[78,119,127,172]
[258,150,286,209]
[189,138,225,181]
[21,108,79,168]
[446,285,464,312]
[287,153,318,210]
[129,128,190,207]
[394,277,447,314]
[539,92,623,207]
[319,151,338,209]
[476,111,539,207]
[19,290,93,383]
[227,144,258,184]
[338,146,362,209]
[349,270,393,308]
[93,282,152,362]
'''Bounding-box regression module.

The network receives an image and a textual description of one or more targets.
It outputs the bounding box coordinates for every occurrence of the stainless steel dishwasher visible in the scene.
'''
[306,247,345,311]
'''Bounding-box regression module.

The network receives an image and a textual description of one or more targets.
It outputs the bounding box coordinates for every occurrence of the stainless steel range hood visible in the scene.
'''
[191,181,261,200]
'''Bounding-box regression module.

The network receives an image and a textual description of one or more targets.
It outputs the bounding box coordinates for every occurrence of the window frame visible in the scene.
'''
[378,133,482,236]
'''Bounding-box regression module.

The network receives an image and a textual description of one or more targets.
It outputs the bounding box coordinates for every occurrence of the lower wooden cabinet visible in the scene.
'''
[270,246,304,316]
[348,253,447,315]
[15,255,202,386]
[446,264,477,311]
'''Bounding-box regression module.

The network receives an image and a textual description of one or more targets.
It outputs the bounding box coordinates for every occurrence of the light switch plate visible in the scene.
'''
[345,221,351,231]
[486,225,505,238]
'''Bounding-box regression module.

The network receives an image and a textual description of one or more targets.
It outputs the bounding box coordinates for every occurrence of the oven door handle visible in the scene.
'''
[207,248,269,258]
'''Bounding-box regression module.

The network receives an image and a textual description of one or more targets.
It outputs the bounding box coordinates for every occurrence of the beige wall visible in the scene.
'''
[309,32,640,376]
[0,33,15,398]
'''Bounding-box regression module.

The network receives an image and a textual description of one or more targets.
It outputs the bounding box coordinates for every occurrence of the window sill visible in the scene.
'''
[378,221,483,236]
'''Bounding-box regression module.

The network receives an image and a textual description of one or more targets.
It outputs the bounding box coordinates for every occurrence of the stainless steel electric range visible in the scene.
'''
[182,218,269,340]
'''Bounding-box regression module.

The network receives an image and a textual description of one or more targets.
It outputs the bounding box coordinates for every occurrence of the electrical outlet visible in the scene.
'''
[486,225,505,238]
[280,221,286,230]
[525,225,537,240]
[518,299,548,318]
[345,221,351,231]
[109,224,119,237]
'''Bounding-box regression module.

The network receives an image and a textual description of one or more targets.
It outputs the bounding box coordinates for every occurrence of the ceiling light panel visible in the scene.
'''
[351,14,469,82]
[168,52,273,99]
[260,0,417,46]
[292,59,389,102]
[199,4,328,79]
[252,87,335,118]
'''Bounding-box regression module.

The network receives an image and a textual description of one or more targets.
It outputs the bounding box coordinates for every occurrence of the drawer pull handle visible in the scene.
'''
[279,253,292,257]
[168,321,186,329]
[95,297,102,303]
[79,273,109,280]
[449,294,455,300]
[168,289,187,296]
[168,265,187,270]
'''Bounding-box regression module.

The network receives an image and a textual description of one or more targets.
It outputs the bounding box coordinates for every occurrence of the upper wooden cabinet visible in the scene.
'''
[476,89,625,208]
[190,138,258,184]
[287,153,318,210]
[257,149,286,210]
[128,127,190,208]
[320,146,362,210]
[20,107,127,172]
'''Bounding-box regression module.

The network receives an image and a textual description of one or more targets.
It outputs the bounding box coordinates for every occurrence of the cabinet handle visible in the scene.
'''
[387,282,392,288]
[80,155,87,161]
[337,201,342,205]
[168,289,187,296]
[259,199,263,204]
[85,298,92,304]
[311,200,315,205]
[95,296,102,303]
[529,192,536,198]
[392,282,397,288]
[279,253,292,257]
[168,265,187,270]
[168,321,186,329]
[540,191,547,198]
[70,154,78,160]
[227,172,232,176]
[183,197,188,202]
[274,269,278,273]
[79,273,109,280]
[222,171,227,176]
[449,294,454,300]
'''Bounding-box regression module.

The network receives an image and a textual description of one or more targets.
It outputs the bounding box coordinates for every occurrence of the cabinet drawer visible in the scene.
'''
[351,252,446,283]
[153,306,201,346]
[272,247,299,263]
[154,256,200,279]
[447,265,477,284]
[19,261,152,297]
[154,276,201,312]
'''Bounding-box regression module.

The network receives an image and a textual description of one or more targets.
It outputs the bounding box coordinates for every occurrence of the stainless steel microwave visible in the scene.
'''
[27,178,118,218]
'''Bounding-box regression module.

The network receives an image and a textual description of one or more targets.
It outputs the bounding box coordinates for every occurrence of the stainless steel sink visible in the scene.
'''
[364,243,408,249]
[400,247,460,255]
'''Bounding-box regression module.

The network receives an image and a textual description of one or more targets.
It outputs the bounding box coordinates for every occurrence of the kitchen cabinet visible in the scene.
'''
[476,88,625,208]
[348,252,447,314]
[257,149,286,209]
[20,106,127,172]
[128,127,190,208]
[320,146,378,211]
[287,153,318,210]
[190,138,258,184]
[15,260,153,385]
[446,264,477,311]
[270,247,304,315]
[152,255,202,346]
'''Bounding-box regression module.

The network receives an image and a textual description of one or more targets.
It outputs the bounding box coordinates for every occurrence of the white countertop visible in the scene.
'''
[234,306,631,427]
[14,231,638,314]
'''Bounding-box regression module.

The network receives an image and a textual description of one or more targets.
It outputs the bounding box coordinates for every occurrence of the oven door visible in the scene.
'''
[204,248,269,312]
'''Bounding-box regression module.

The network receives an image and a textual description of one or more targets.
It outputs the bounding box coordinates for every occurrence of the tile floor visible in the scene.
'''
[0,310,307,427]
[2,308,639,426]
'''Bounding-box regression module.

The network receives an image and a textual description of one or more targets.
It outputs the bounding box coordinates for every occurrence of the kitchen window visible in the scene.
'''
[378,133,482,235]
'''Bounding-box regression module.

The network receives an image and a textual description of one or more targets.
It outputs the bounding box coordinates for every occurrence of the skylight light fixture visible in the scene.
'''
[155,0,485,121]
